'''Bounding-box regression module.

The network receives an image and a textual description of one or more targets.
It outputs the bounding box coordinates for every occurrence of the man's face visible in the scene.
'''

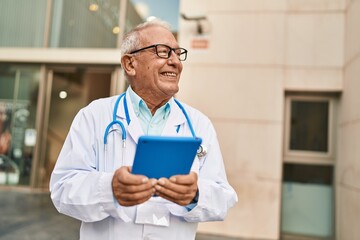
[131,26,183,100]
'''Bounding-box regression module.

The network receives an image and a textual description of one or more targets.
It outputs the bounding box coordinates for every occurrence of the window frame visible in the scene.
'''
[284,95,336,165]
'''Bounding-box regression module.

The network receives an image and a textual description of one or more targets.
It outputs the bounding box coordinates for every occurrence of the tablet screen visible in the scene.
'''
[131,136,202,179]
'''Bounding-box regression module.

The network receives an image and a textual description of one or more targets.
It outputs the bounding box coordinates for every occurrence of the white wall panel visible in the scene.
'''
[336,1,360,240]
[178,66,284,121]
[286,14,344,67]
[213,121,283,180]
[284,68,343,91]
[287,0,346,11]
[340,57,360,123]
[180,14,285,65]
[208,0,286,11]
[198,178,281,239]
[337,122,360,190]
[345,0,360,63]
[336,187,360,240]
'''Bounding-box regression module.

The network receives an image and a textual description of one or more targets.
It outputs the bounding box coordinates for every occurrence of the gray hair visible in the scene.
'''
[120,19,172,57]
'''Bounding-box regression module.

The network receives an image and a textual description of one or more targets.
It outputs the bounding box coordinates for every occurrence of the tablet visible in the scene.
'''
[131,136,202,179]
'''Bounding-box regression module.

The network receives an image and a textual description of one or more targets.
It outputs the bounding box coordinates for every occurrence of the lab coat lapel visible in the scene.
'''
[116,91,144,144]
[162,99,187,136]
[127,117,143,144]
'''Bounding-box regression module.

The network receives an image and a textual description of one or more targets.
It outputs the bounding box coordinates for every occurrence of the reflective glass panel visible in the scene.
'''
[0,0,47,47]
[125,0,144,33]
[49,0,121,48]
[0,65,40,186]
[43,67,111,188]
[129,0,180,33]
[281,163,334,238]
[290,100,329,152]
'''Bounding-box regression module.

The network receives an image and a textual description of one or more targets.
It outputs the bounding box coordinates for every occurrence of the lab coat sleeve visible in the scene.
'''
[184,138,237,222]
[169,111,238,222]
[50,106,130,223]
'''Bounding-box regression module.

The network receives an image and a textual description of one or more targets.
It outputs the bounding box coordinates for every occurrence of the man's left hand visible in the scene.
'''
[154,172,198,206]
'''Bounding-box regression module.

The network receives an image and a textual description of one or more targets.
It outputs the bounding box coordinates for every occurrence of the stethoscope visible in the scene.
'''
[103,92,207,168]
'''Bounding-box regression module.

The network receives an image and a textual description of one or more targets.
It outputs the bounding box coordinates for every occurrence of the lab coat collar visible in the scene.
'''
[162,99,187,136]
[115,91,187,143]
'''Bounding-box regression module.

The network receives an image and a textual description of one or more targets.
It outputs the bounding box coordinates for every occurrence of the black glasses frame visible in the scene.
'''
[129,44,188,61]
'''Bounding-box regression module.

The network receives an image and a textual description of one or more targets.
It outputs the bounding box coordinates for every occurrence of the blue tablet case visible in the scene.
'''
[131,136,202,179]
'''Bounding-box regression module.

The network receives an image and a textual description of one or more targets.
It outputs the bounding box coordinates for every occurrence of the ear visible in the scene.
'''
[121,54,136,76]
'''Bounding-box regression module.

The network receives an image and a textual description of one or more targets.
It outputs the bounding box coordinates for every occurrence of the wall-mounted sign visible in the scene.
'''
[190,35,210,51]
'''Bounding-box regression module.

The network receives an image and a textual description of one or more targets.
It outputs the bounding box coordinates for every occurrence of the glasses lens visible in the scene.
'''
[155,45,187,61]
[155,45,170,59]
[178,49,187,61]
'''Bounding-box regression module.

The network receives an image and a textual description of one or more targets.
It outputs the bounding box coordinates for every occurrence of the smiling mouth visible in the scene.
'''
[161,72,177,77]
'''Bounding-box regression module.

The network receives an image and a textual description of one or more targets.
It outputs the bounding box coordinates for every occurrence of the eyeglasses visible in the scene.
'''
[130,44,188,61]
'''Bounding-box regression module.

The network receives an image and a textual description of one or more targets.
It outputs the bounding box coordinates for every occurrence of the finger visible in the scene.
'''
[118,179,157,194]
[112,178,157,206]
[155,191,192,206]
[169,172,197,185]
[118,187,156,202]
[115,166,149,185]
[157,177,197,195]
[155,185,186,199]
[117,191,154,206]
[156,181,189,195]
[155,177,197,204]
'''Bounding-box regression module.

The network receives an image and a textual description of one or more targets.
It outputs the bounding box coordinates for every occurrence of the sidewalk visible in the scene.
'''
[0,189,240,240]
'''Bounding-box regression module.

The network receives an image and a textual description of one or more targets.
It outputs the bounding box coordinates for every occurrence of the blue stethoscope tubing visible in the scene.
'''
[103,92,128,146]
[104,92,200,147]
[103,92,197,146]
[103,92,208,171]
[103,92,205,170]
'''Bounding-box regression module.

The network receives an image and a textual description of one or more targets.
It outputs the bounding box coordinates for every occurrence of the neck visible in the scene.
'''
[142,97,170,115]
[131,87,172,115]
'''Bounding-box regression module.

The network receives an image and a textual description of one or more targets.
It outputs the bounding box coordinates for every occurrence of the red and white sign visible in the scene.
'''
[190,35,209,50]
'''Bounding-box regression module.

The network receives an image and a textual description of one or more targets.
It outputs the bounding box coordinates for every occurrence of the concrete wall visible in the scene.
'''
[337,0,360,239]
[178,0,345,239]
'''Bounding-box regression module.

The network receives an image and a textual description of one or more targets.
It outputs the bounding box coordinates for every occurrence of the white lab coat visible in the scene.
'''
[50,91,238,240]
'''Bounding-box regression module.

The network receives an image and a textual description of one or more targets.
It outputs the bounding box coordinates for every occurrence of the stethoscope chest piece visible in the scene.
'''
[197,144,207,158]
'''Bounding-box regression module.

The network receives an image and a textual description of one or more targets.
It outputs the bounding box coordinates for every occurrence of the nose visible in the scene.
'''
[168,50,181,64]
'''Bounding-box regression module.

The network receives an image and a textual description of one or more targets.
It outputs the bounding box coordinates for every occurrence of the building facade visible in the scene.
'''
[1,0,360,240]
[0,0,141,188]
[178,0,360,240]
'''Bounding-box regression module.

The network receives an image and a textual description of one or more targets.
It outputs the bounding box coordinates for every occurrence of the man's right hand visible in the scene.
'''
[112,166,157,206]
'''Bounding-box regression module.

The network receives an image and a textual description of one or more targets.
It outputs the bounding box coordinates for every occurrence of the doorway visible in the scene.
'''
[41,66,112,188]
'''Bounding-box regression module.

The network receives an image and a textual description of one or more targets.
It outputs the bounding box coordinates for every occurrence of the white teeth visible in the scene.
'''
[163,72,176,77]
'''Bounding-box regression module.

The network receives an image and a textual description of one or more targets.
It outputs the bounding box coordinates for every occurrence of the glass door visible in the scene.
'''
[40,66,112,188]
[0,64,40,186]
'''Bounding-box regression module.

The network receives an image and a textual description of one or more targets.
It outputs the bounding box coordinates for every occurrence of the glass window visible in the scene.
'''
[0,0,144,49]
[42,67,112,188]
[282,95,337,239]
[290,100,329,152]
[125,0,145,33]
[0,65,40,186]
[49,0,121,48]
[129,0,180,33]
[281,163,334,238]
[0,0,47,47]
[283,163,333,185]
